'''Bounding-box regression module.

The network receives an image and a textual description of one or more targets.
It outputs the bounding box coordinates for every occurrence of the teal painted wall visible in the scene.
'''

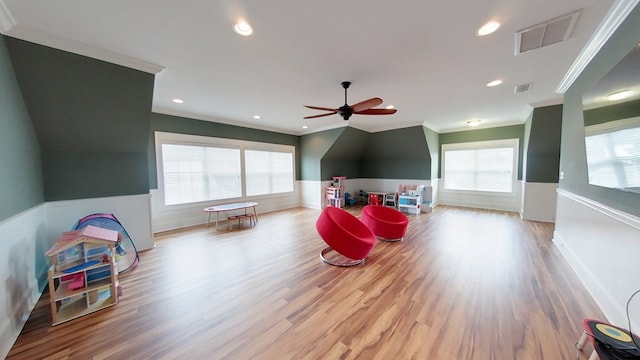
[300,128,345,181]
[0,35,43,221]
[525,104,562,183]
[302,126,432,181]
[584,98,640,126]
[361,126,430,179]
[439,125,525,179]
[6,37,154,201]
[321,127,369,179]
[560,4,640,217]
[149,112,301,187]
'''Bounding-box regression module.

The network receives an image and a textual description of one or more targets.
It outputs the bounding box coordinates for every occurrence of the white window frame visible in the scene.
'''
[155,131,295,208]
[441,138,519,196]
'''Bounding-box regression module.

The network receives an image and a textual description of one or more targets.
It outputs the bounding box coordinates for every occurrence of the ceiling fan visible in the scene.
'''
[304,81,397,120]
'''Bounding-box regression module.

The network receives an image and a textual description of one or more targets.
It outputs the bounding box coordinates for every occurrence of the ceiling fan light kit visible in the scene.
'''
[304,81,397,121]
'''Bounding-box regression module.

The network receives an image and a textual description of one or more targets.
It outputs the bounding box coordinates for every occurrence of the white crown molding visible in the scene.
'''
[10,26,166,74]
[521,104,535,120]
[421,120,442,133]
[0,1,163,74]
[529,96,565,110]
[556,0,640,94]
[0,0,16,33]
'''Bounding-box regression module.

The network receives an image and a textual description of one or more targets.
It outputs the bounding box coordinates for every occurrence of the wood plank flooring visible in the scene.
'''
[7,205,606,359]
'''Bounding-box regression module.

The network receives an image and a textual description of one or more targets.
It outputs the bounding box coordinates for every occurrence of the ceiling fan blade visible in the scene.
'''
[304,111,337,119]
[304,105,338,112]
[354,108,397,115]
[350,97,383,112]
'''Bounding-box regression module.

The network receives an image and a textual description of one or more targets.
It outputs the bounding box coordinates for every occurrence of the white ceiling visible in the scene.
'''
[0,0,633,135]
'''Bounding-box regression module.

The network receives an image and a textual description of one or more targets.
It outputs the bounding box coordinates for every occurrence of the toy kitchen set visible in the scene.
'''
[398,185,432,215]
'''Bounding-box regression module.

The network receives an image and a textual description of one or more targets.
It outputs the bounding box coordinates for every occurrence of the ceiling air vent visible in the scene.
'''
[514,83,533,93]
[515,10,581,54]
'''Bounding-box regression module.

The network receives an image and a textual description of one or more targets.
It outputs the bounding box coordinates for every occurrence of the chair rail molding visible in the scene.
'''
[553,188,640,329]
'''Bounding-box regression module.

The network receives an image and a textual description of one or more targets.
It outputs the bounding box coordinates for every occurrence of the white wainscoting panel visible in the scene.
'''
[430,179,439,206]
[553,189,640,329]
[301,178,431,210]
[151,183,300,233]
[521,182,558,222]
[45,194,154,251]
[0,204,47,360]
[359,179,431,197]
[438,181,522,212]
[299,180,323,209]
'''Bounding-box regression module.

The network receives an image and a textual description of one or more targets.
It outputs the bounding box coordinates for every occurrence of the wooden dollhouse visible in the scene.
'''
[45,225,121,325]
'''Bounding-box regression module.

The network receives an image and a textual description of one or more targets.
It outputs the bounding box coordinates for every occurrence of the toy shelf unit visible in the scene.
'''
[398,194,422,214]
[45,225,120,325]
[398,185,431,214]
[325,176,346,208]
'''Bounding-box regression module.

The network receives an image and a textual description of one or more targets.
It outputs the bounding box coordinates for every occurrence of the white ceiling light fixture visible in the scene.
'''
[477,21,501,36]
[234,20,253,36]
[607,90,632,101]
[172,98,184,104]
[302,125,308,129]
[486,79,503,87]
[253,115,261,119]
[467,119,482,127]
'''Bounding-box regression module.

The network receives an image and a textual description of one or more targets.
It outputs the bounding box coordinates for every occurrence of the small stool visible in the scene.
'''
[227,215,242,230]
[227,214,254,230]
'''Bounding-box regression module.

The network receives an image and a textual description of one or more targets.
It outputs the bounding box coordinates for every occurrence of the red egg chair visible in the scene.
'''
[316,206,377,266]
[360,205,409,242]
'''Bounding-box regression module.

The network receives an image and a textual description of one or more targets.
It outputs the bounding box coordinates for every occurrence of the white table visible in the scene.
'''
[204,202,258,230]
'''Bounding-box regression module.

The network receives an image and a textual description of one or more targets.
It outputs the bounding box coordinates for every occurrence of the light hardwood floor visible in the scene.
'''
[8,205,605,359]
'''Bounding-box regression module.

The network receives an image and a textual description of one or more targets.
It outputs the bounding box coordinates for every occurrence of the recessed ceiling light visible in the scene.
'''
[477,21,500,36]
[253,115,261,119]
[486,80,503,87]
[385,105,395,110]
[467,119,482,127]
[607,90,632,101]
[172,98,184,104]
[302,125,308,129]
[234,20,253,36]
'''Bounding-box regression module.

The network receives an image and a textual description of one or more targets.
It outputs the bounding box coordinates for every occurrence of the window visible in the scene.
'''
[161,144,241,205]
[245,150,294,196]
[156,132,295,206]
[585,120,640,190]
[442,139,518,193]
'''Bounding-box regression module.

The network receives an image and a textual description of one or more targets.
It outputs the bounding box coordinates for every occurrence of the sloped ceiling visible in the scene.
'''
[0,0,636,135]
